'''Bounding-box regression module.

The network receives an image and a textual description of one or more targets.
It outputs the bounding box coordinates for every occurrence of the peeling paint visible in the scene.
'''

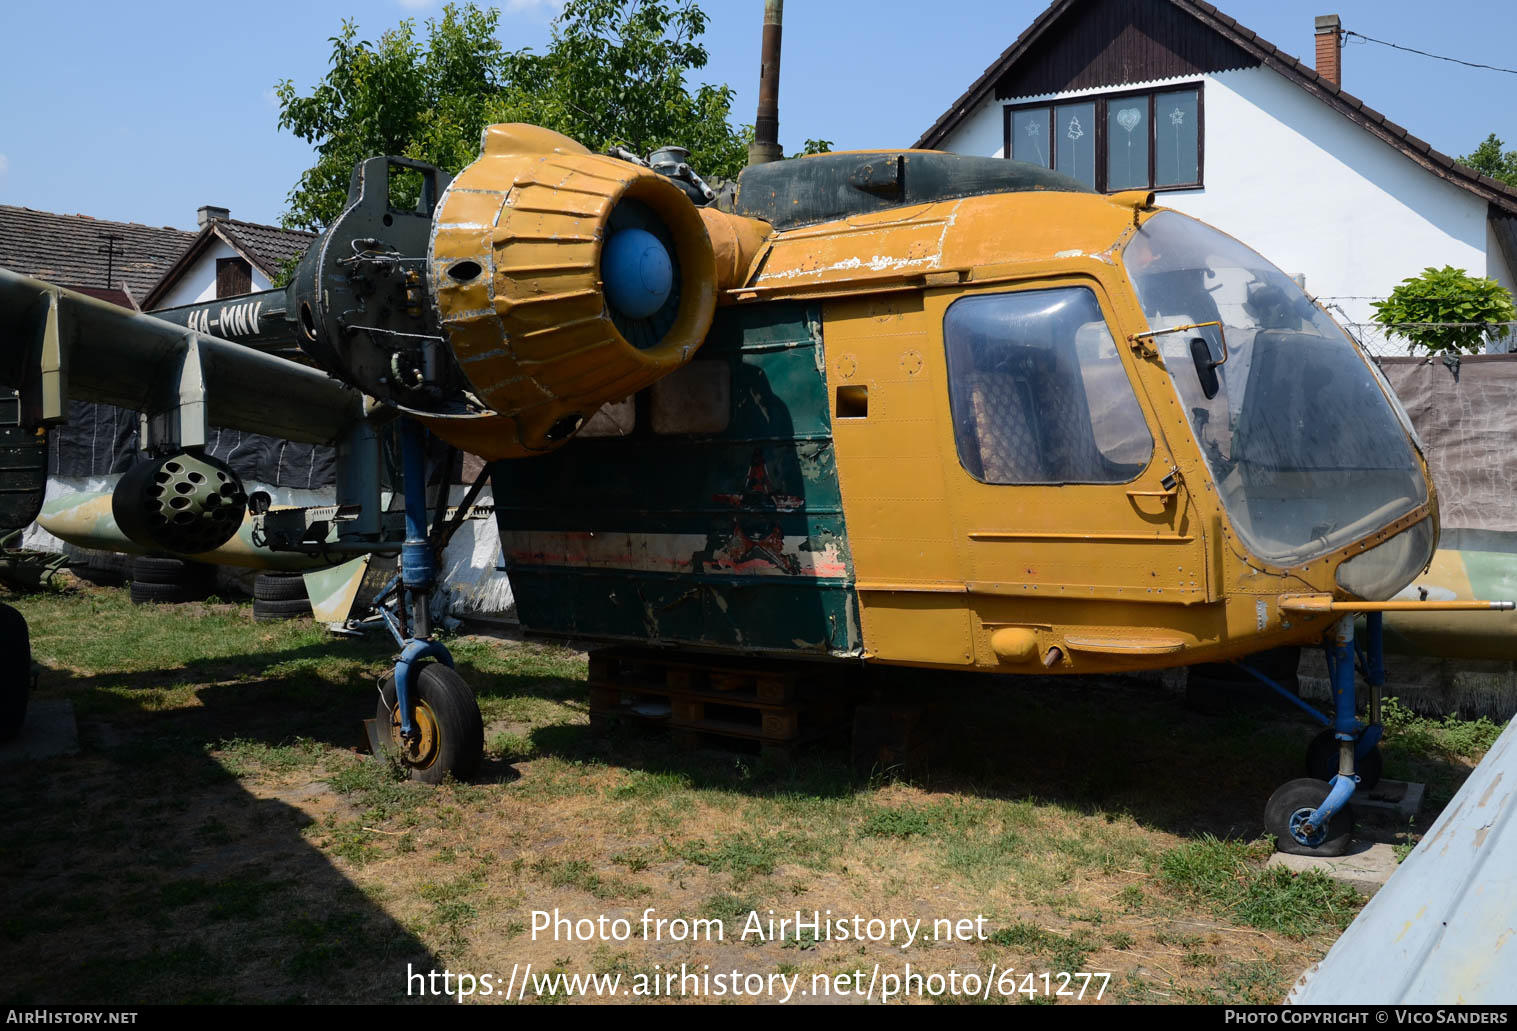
[807,310,826,376]
[757,252,941,282]
[1477,772,1503,808]
[500,530,847,579]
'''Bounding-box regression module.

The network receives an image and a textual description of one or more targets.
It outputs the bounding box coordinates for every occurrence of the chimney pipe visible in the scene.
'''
[197,205,229,228]
[1315,14,1342,86]
[748,0,784,167]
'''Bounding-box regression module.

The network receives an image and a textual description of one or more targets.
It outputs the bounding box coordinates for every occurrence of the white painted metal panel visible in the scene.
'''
[1288,720,1516,1003]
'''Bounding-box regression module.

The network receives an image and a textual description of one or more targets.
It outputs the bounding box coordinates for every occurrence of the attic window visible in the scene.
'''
[1006,84,1201,193]
[216,256,252,298]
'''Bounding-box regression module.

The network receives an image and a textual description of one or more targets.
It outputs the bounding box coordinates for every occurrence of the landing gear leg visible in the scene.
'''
[374,420,484,782]
[1265,614,1373,857]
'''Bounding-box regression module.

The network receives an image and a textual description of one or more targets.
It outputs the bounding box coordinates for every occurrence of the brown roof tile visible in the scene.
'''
[218,219,315,274]
[0,205,196,300]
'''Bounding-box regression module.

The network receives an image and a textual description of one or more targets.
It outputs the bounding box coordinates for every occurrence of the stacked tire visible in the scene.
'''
[69,551,130,587]
[129,556,215,605]
[253,571,311,622]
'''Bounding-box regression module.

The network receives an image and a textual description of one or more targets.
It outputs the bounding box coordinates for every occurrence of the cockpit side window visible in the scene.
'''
[943,287,1153,485]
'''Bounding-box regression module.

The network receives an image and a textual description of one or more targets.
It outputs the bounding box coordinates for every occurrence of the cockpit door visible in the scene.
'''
[930,278,1214,664]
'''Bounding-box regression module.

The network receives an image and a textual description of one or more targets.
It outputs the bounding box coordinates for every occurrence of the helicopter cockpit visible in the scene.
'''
[1125,211,1434,596]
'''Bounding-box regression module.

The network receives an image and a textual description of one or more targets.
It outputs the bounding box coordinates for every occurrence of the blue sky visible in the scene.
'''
[3,0,1515,229]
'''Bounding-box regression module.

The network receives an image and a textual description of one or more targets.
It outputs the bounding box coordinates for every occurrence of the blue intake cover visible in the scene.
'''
[602,228,674,320]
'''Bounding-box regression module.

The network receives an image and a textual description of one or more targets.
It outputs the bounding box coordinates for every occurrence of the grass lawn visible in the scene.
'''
[1,579,1503,1005]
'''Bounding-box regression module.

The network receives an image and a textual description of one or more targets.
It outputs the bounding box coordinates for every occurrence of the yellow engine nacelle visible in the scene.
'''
[423,124,725,460]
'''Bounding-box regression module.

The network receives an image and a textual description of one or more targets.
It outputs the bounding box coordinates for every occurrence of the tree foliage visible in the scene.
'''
[497,0,748,180]
[1458,134,1517,188]
[274,4,509,231]
[1371,266,1516,355]
[275,0,751,230]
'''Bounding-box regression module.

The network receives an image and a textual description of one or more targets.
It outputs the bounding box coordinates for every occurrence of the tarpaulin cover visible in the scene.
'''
[48,400,335,489]
[46,401,471,490]
[1380,355,1517,533]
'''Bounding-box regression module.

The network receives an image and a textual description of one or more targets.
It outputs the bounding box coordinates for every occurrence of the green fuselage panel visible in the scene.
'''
[490,302,860,657]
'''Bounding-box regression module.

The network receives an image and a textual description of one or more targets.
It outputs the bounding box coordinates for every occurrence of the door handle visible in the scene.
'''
[1126,469,1181,506]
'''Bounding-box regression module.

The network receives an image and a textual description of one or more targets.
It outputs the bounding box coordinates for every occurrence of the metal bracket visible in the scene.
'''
[176,334,208,449]
[19,286,68,426]
[1128,320,1228,365]
[140,333,209,452]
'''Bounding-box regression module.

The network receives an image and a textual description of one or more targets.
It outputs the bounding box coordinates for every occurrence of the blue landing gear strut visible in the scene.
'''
[1241,613,1386,856]
[373,419,484,783]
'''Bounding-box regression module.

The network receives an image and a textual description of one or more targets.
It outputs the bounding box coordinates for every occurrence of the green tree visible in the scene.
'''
[1458,134,1517,187]
[274,4,510,231]
[275,0,751,230]
[1371,266,1516,355]
[496,0,748,179]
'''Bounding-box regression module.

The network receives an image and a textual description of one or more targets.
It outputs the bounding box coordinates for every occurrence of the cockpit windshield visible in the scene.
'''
[1124,212,1427,566]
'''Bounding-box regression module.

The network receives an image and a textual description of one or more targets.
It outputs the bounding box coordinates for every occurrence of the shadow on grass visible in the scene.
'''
[511,662,1479,843]
[6,583,1481,1007]
[3,615,451,1005]
[29,606,1480,847]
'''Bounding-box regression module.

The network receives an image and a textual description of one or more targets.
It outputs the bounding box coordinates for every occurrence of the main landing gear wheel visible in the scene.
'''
[1306,728,1383,792]
[376,663,484,784]
[1266,777,1354,857]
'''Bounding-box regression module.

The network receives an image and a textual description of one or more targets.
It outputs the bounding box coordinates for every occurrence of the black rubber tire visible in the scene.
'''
[130,579,208,605]
[70,555,128,587]
[376,663,484,784]
[252,596,313,622]
[131,556,206,585]
[1266,777,1354,857]
[1306,728,1384,792]
[253,572,308,602]
[0,603,29,741]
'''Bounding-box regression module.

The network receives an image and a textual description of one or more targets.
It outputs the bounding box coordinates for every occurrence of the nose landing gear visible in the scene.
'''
[1244,612,1388,857]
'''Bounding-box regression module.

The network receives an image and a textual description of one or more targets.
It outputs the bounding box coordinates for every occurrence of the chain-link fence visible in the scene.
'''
[1313,295,1517,358]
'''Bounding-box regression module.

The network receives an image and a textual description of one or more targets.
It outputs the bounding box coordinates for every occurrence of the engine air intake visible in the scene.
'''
[426,124,719,459]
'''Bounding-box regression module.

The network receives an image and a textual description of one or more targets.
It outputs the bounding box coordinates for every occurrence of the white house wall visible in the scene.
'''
[935,94,1006,165]
[1486,219,1517,306]
[937,66,1501,355]
[153,236,275,309]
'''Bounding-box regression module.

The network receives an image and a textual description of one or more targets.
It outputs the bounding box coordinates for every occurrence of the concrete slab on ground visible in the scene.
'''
[0,699,78,764]
[1354,778,1424,820]
[1267,840,1402,896]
